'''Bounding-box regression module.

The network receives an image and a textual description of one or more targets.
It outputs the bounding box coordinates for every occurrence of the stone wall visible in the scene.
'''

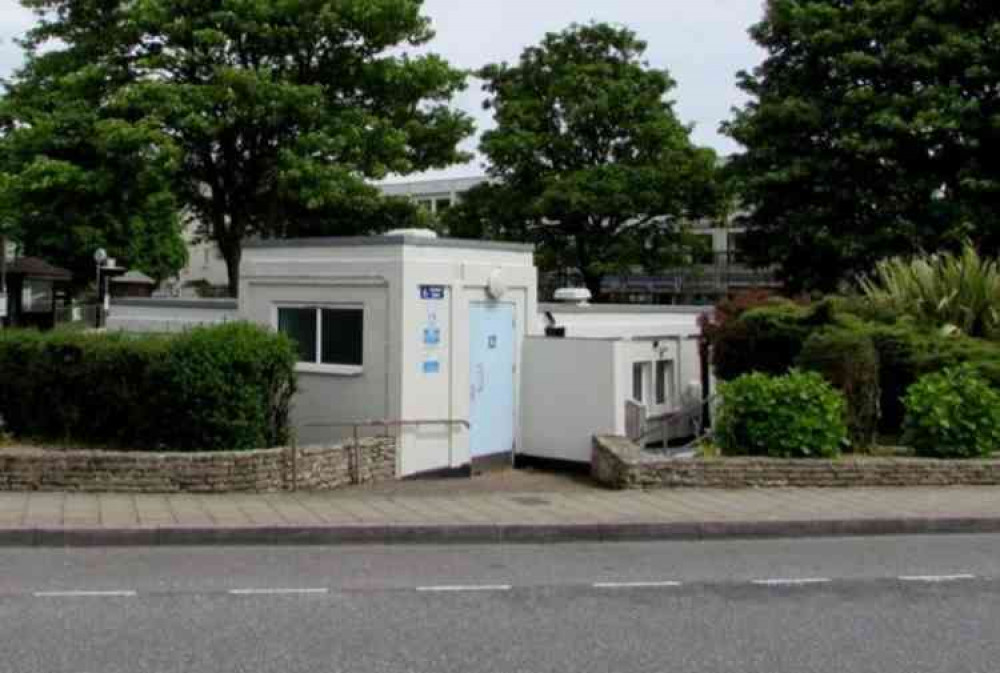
[593,435,1000,490]
[0,436,396,493]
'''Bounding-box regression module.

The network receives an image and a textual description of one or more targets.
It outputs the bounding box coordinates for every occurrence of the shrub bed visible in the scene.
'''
[797,328,880,449]
[0,323,296,451]
[903,366,1000,459]
[716,370,847,459]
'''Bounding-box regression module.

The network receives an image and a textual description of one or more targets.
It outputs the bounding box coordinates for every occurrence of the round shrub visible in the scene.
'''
[902,365,1000,459]
[716,370,847,459]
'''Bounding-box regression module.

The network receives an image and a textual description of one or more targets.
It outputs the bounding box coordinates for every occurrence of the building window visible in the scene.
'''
[435,197,453,213]
[656,360,675,406]
[632,362,650,403]
[277,306,363,374]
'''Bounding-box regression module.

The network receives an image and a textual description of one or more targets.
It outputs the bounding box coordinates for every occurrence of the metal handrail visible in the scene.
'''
[640,394,720,451]
[303,418,470,485]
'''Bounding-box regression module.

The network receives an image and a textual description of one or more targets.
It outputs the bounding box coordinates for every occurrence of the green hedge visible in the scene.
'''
[0,323,297,451]
[797,328,880,449]
[716,370,847,459]
[903,366,1000,459]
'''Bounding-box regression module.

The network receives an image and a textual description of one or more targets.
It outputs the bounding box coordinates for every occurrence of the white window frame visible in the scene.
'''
[273,303,365,376]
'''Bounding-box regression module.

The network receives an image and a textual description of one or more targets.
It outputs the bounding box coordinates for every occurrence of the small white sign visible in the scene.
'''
[0,292,6,319]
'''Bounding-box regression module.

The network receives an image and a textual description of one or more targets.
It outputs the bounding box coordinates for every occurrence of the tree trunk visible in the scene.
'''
[581,270,604,303]
[221,242,241,298]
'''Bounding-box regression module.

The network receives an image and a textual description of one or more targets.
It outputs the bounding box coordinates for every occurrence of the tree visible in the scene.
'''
[725,0,1000,293]
[449,23,720,299]
[9,0,474,296]
[0,3,187,285]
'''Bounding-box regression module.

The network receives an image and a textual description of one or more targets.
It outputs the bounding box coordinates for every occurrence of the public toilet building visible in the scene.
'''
[240,232,537,477]
[111,231,709,478]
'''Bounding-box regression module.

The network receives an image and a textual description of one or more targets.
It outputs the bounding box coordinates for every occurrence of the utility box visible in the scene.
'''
[240,232,537,477]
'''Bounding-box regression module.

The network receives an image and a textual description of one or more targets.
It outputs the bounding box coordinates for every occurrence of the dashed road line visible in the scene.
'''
[416,584,512,593]
[593,581,683,589]
[752,578,832,587]
[33,590,137,598]
[228,588,330,595]
[898,574,976,583]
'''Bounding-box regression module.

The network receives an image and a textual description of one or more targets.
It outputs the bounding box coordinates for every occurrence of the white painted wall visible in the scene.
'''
[107,298,238,333]
[240,236,536,477]
[521,337,618,463]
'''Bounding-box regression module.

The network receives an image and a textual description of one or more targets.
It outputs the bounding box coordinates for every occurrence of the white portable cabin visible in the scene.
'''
[240,232,537,477]
[520,301,709,464]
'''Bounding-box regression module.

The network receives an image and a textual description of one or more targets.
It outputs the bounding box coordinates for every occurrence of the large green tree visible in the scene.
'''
[725,0,1000,293]
[8,0,473,295]
[0,2,187,285]
[445,23,720,299]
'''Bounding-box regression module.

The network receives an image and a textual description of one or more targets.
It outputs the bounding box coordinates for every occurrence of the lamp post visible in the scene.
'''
[94,248,108,328]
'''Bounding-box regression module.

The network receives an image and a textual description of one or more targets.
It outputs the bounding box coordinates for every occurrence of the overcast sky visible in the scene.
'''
[0,0,767,181]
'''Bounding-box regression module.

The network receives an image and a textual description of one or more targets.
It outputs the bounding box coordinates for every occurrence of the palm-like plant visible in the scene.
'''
[859,244,1000,338]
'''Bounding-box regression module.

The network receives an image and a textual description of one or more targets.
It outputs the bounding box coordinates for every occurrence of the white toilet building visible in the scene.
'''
[240,232,537,477]
[112,231,710,477]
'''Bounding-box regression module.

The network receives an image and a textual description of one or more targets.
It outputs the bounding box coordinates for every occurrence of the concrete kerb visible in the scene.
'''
[4,517,1000,547]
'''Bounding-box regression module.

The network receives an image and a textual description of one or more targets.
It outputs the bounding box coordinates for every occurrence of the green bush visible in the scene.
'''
[716,370,847,459]
[707,301,815,381]
[864,324,1000,435]
[902,366,1000,459]
[797,328,880,449]
[0,323,297,451]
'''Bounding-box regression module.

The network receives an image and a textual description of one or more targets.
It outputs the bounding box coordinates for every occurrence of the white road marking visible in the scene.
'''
[752,578,831,587]
[416,584,512,593]
[898,574,976,583]
[228,588,330,595]
[34,590,137,598]
[593,581,683,589]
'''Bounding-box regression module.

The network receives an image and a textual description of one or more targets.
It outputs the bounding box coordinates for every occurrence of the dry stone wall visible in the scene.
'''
[0,437,396,493]
[593,435,1000,489]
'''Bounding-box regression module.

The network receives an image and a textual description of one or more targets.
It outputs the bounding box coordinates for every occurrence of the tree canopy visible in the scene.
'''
[444,23,721,299]
[725,0,1000,293]
[3,0,473,294]
[0,2,187,285]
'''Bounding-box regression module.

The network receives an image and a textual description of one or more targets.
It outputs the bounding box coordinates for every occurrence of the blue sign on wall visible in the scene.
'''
[424,327,441,345]
[422,360,441,374]
[420,285,446,300]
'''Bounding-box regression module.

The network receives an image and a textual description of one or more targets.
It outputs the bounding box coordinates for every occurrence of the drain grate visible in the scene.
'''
[509,496,551,507]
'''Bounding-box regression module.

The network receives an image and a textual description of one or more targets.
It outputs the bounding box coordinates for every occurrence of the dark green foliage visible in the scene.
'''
[0,323,296,451]
[903,366,1000,459]
[725,0,1000,292]
[450,23,721,298]
[716,370,847,459]
[708,300,821,381]
[797,329,880,449]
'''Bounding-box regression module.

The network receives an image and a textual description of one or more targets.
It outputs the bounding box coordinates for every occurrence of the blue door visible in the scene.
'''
[469,303,516,459]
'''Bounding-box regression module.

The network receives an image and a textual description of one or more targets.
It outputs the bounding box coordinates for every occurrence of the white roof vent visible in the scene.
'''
[383,228,438,239]
[553,287,592,306]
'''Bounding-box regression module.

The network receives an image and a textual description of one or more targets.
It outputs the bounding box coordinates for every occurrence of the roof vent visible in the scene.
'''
[553,287,592,306]
[383,228,438,239]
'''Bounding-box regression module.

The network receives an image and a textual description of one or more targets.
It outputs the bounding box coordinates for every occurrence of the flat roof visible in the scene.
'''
[245,235,534,253]
[539,303,711,315]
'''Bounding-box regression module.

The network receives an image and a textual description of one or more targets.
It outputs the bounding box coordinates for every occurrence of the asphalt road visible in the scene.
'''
[2,535,999,672]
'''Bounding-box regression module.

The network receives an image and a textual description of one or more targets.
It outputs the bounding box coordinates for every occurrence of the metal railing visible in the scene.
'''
[627,395,719,453]
[304,418,470,484]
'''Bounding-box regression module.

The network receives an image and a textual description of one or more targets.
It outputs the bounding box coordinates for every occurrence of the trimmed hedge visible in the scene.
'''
[716,370,847,459]
[797,328,880,449]
[903,366,1000,459]
[0,323,297,451]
